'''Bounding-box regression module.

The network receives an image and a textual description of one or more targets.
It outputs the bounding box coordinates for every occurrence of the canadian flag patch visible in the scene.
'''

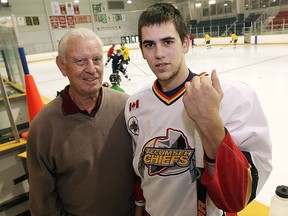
[129,99,139,111]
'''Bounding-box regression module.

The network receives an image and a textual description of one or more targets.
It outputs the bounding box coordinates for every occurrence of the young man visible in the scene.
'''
[125,3,272,216]
[27,28,136,215]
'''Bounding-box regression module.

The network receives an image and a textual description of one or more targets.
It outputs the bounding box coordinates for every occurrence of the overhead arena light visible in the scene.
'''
[127,0,132,4]
[209,0,216,5]
[195,2,202,7]
[1,0,8,3]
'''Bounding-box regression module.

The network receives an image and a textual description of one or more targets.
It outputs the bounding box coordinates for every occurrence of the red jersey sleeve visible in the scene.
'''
[201,131,253,213]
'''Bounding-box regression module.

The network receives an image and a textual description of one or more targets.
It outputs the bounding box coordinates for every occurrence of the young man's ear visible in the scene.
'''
[139,44,146,60]
[183,36,190,54]
[56,56,67,77]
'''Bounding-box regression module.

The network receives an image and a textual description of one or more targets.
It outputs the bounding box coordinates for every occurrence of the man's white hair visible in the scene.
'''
[58,28,103,59]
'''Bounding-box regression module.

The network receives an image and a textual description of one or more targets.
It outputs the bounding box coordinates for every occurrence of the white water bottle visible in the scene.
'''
[270,185,288,216]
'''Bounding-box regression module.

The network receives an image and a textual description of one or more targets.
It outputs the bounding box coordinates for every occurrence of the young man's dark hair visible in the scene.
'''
[138,3,189,47]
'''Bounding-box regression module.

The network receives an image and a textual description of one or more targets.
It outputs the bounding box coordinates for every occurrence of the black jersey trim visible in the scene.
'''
[152,70,198,105]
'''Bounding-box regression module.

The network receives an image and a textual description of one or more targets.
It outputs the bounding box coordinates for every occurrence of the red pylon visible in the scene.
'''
[21,74,44,139]
[25,74,44,122]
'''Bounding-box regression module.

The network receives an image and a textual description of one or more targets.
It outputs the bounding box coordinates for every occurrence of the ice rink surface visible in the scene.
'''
[27,43,288,206]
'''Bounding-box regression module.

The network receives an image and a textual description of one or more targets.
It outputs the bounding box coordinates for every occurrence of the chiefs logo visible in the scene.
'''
[138,128,197,181]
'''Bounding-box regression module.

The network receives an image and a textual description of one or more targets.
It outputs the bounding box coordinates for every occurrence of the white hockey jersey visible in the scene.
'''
[125,75,272,216]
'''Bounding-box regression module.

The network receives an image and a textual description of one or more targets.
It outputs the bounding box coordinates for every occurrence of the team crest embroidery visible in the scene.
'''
[128,116,139,135]
[138,128,196,181]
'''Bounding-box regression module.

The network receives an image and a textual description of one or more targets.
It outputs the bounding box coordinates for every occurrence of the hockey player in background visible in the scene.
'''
[111,49,131,81]
[230,32,238,48]
[120,43,131,64]
[205,33,211,49]
[189,34,197,47]
[105,43,115,66]
[109,73,125,92]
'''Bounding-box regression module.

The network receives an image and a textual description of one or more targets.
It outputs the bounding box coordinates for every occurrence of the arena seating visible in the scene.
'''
[191,13,262,37]
[234,13,262,35]
[268,10,288,29]
[191,17,236,37]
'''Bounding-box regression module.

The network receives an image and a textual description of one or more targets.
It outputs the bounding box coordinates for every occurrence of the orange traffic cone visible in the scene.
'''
[24,74,44,123]
[18,47,44,139]
[21,131,28,139]
[21,74,44,139]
